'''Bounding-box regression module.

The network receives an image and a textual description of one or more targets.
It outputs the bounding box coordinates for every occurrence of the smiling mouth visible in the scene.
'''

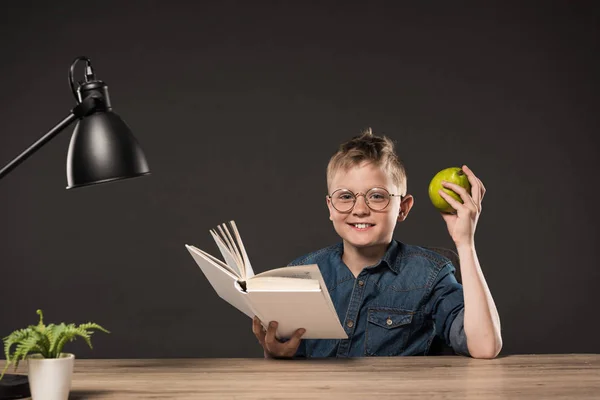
[348,223,375,230]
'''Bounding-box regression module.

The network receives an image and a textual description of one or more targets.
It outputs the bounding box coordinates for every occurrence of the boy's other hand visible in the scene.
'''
[438,164,486,248]
[252,316,306,359]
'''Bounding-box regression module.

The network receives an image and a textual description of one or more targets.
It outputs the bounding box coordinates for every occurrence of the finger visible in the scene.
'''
[440,181,477,211]
[463,165,486,205]
[283,328,307,353]
[438,189,468,214]
[264,321,282,355]
[477,176,486,202]
[252,316,263,335]
[252,317,266,346]
[461,165,481,205]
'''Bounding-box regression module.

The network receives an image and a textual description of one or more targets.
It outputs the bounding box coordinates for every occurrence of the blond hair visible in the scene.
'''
[326,127,407,195]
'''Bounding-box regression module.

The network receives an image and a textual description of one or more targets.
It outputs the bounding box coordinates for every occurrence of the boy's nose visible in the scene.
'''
[352,195,370,215]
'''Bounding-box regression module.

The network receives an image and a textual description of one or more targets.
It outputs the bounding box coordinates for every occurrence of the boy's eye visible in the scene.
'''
[338,193,354,201]
[368,190,388,202]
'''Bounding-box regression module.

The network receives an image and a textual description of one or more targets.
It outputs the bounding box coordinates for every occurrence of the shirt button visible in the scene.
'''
[386,318,393,326]
[347,320,354,328]
[358,280,364,286]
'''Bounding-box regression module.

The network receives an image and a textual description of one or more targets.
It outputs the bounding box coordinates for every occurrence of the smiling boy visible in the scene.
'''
[252,128,502,359]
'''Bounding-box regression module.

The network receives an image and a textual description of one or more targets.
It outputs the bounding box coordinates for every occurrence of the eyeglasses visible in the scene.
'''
[327,187,402,213]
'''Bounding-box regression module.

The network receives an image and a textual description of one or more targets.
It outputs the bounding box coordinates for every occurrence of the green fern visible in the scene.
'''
[1,309,109,380]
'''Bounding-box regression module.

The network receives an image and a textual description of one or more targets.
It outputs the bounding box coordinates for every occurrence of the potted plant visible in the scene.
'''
[1,309,109,400]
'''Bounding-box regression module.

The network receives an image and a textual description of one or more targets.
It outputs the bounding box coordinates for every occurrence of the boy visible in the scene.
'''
[252,128,502,359]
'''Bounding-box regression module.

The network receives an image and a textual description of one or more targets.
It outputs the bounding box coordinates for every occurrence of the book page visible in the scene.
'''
[187,245,239,278]
[246,290,348,340]
[252,264,337,318]
[245,277,320,292]
[185,245,255,318]
[214,226,243,269]
[210,230,243,278]
[219,222,246,280]
[229,220,255,279]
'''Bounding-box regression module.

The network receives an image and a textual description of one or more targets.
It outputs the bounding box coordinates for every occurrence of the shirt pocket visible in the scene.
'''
[365,307,414,356]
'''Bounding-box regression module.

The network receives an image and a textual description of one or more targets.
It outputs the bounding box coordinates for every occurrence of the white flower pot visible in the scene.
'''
[27,353,75,400]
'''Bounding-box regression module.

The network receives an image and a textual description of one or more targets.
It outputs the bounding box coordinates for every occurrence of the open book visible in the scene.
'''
[185,221,347,340]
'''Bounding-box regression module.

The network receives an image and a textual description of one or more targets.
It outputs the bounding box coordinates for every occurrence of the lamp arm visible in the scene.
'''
[0,96,102,181]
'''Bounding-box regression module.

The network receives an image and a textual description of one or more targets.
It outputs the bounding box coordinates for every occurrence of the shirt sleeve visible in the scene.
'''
[448,307,469,356]
[427,263,470,357]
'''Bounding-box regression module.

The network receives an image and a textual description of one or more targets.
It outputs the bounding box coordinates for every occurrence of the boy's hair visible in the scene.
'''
[327,127,407,196]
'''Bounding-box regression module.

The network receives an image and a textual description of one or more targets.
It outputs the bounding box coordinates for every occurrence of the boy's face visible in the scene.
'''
[327,162,413,251]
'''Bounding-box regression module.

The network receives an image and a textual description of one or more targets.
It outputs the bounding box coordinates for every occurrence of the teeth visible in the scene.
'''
[353,223,372,229]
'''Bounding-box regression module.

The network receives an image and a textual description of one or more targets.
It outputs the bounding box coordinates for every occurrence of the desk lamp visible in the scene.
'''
[0,56,151,399]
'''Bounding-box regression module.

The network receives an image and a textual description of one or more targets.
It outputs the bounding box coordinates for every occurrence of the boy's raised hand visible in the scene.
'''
[437,165,486,248]
[252,316,306,358]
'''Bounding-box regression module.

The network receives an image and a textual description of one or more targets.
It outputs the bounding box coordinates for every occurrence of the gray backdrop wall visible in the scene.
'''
[1,1,598,358]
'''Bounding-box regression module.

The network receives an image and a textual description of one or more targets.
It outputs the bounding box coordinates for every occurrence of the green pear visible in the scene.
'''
[428,167,471,213]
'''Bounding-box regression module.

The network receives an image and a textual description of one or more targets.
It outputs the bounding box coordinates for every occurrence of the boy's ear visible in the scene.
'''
[326,196,334,221]
[398,194,414,222]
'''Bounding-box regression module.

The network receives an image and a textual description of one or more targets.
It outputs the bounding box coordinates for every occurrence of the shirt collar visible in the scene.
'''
[336,240,402,274]
[380,240,401,274]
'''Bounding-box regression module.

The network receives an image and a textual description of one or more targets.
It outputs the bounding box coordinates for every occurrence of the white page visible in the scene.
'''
[214,226,238,267]
[220,223,246,279]
[186,245,239,277]
[246,289,348,339]
[216,225,243,269]
[252,264,338,318]
[230,220,255,279]
[185,245,255,318]
[210,230,243,278]
[245,277,320,291]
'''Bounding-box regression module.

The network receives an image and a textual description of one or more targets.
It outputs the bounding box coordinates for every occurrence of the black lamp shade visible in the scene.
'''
[66,111,150,189]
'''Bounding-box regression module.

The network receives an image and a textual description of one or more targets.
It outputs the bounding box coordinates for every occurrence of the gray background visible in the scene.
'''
[0,1,598,358]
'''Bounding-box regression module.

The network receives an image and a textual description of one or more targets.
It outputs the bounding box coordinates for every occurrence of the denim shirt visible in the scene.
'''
[287,240,470,357]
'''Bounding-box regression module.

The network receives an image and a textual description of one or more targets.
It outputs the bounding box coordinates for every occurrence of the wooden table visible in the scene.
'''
[2,354,599,399]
